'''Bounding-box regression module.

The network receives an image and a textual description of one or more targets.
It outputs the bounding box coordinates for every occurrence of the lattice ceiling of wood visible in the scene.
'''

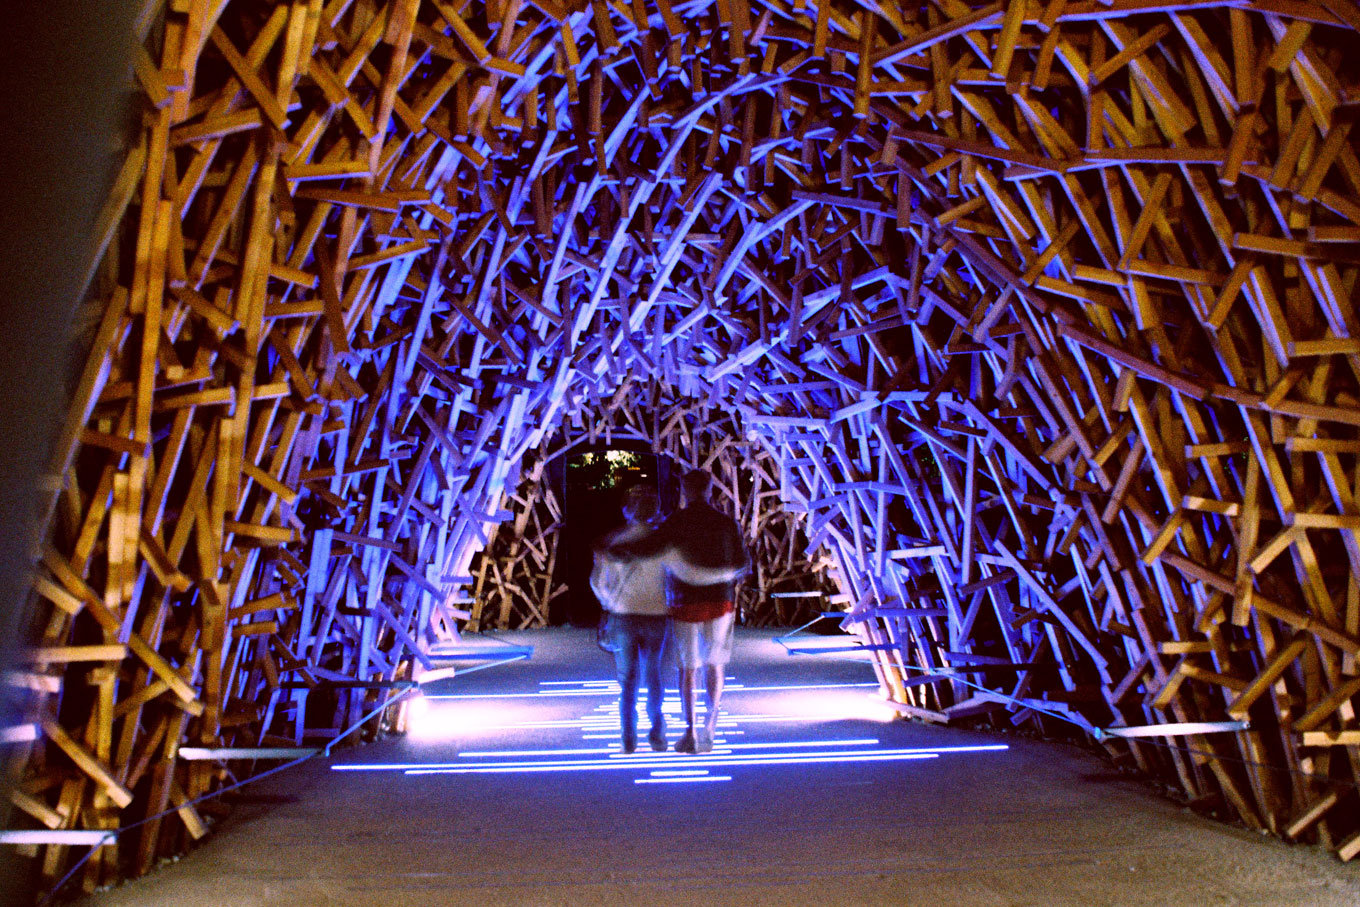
[12,0,1360,892]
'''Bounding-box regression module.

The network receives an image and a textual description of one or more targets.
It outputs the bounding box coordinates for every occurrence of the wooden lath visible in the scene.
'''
[8,0,1360,893]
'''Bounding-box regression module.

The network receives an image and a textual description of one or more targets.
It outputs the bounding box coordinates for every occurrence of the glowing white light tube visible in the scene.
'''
[459,746,615,757]
[457,738,882,759]
[714,738,879,750]
[427,712,872,732]
[423,681,879,701]
[332,743,1005,773]
[538,680,617,686]
[398,750,942,776]
[635,775,732,784]
[537,678,733,687]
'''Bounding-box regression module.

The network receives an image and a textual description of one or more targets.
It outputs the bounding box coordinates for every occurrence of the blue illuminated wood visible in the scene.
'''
[10,0,1360,893]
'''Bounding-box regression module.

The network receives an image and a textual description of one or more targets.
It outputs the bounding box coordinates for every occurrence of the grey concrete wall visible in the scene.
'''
[0,3,138,903]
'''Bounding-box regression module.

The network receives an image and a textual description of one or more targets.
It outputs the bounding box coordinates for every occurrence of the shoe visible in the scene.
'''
[648,726,667,752]
[696,730,714,754]
[622,732,637,754]
[674,732,698,754]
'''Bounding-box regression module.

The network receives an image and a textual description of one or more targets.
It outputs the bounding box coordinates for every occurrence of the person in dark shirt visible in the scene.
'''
[610,469,749,753]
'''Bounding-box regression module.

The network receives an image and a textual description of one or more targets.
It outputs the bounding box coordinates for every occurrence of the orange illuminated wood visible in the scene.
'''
[15,0,1360,890]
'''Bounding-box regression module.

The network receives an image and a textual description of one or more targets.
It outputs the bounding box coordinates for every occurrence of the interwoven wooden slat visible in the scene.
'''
[7,0,1360,890]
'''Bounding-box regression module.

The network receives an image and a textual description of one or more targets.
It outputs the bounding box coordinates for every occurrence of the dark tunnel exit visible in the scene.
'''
[553,446,679,628]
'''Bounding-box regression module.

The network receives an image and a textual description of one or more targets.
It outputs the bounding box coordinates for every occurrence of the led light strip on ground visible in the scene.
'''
[423,681,878,701]
[334,744,1009,776]
[456,738,883,759]
[635,774,732,784]
[333,743,1005,773]
[538,678,735,686]
[402,750,943,775]
[419,711,884,732]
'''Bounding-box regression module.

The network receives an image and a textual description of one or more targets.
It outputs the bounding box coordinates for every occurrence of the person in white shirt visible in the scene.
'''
[591,486,670,753]
[606,470,749,754]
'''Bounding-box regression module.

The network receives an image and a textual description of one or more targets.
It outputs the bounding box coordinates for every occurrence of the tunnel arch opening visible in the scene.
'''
[9,1,1360,895]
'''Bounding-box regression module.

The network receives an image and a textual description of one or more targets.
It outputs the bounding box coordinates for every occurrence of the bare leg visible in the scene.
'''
[701,665,724,748]
[676,667,698,752]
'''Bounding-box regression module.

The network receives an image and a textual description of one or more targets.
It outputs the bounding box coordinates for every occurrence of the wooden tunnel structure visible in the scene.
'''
[5,0,1360,892]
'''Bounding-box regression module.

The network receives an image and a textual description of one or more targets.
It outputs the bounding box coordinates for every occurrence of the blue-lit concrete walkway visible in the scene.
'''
[81,629,1358,906]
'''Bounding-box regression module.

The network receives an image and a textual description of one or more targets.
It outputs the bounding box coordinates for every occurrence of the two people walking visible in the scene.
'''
[591,469,749,754]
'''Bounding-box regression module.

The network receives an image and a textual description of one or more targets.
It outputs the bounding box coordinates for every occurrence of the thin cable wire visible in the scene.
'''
[890,660,1359,799]
[785,624,1352,801]
[890,660,1083,727]
[37,687,415,905]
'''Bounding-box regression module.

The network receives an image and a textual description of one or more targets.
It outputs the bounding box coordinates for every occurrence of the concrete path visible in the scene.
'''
[77,628,1359,906]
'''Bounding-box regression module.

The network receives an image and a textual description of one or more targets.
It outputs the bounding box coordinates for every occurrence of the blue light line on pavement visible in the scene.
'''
[726,738,879,749]
[606,738,880,757]
[459,746,615,757]
[610,749,735,758]
[441,716,746,731]
[635,775,732,784]
[538,678,735,687]
[400,750,941,775]
[330,744,1007,773]
[424,681,878,700]
[407,709,923,732]
[539,680,616,686]
[711,682,879,693]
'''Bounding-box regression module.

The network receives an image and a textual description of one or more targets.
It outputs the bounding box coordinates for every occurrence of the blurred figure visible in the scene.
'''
[610,470,748,754]
[591,486,670,753]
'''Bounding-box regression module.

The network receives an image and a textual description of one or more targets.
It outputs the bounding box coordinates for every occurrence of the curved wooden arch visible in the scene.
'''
[9,0,1360,890]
